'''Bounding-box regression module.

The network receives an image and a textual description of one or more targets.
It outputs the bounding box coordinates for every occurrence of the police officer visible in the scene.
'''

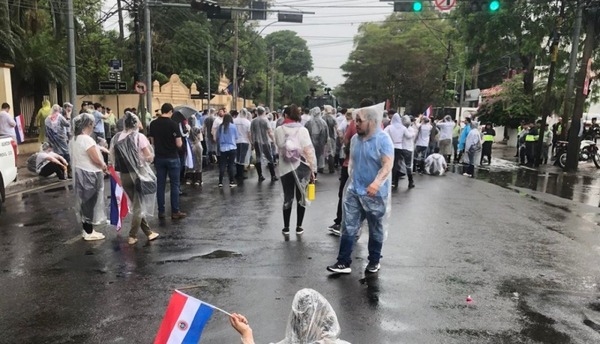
[480,123,495,165]
[525,121,540,166]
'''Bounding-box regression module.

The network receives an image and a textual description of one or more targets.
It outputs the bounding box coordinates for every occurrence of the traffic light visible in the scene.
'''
[392,1,423,12]
[469,0,501,12]
[191,0,232,19]
[250,1,267,20]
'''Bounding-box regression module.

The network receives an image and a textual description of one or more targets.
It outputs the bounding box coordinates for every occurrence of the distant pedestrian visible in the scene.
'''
[323,105,338,173]
[0,102,16,142]
[148,103,186,220]
[45,104,71,166]
[203,108,217,164]
[251,106,278,182]
[92,103,109,142]
[37,99,52,143]
[186,115,204,186]
[457,117,472,163]
[327,103,393,274]
[436,115,455,163]
[216,113,239,187]
[400,115,416,188]
[69,113,108,241]
[463,121,481,177]
[480,123,495,165]
[542,124,553,165]
[414,116,431,173]
[384,112,405,189]
[274,104,316,236]
[452,120,460,163]
[110,112,160,245]
[234,108,252,183]
[305,107,329,175]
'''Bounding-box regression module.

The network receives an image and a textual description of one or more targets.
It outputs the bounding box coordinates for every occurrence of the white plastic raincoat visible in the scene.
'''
[109,112,157,217]
[304,107,329,169]
[70,113,106,225]
[271,289,351,344]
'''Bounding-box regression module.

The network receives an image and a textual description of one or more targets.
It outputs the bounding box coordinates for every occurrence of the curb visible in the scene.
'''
[6,175,67,197]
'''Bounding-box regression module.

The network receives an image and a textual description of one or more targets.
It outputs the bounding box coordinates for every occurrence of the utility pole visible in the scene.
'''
[134,1,145,122]
[536,5,564,167]
[561,0,582,140]
[66,0,77,111]
[442,40,452,105]
[232,12,239,111]
[117,0,125,41]
[566,5,599,172]
[269,47,275,110]
[457,68,466,121]
[207,44,211,110]
[144,0,152,117]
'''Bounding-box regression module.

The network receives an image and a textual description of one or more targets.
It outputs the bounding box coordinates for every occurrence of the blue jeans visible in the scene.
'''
[337,189,387,266]
[154,158,181,214]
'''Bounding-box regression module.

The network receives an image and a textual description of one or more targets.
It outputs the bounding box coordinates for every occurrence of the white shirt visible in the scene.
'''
[384,124,405,150]
[415,123,431,147]
[234,117,251,144]
[70,134,102,172]
[0,110,16,140]
[402,126,416,152]
[35,151,62,174]
[300,114,311,126]
[437,122,455,141]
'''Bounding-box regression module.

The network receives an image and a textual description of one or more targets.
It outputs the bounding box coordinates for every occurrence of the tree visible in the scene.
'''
[264,30,313,76]
[338,10,454,110]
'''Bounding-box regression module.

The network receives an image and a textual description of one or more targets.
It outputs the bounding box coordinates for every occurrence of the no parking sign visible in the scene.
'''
[434,0,456,12]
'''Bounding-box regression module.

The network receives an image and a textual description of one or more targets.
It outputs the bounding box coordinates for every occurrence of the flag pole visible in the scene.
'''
[174,290,232,316]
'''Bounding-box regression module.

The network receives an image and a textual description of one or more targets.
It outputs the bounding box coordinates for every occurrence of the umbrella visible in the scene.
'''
[174,105,199,119]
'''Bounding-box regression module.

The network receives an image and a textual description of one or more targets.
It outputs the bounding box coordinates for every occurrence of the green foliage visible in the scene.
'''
[476,75,535,127]
[265,30,313,76]
[338,10,454,111]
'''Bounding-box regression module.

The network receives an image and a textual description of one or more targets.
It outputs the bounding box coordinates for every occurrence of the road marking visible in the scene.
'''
[64,235,82,245]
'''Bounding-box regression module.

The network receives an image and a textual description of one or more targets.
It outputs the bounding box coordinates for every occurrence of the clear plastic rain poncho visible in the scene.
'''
[344,102,393,241]
[109,112,157,217]
[251,109,275,162]
[45,105,70,156]
[272,289,351,344]
[322,105,338,162]
[305,107,329,169]
[70,113,107,225]
[187,115,204,172]
[274,115,316,207]
[235,108,252,165]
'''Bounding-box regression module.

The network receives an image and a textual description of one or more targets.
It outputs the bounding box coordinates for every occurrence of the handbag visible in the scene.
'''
[135,174,157,195]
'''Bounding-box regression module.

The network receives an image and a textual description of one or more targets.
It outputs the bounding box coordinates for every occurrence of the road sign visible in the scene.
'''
[434,0,456,11]
[99,81,127,91]
[108,72,121,81]
[465,88,481,102]
[108,59,123,72]
[134,81,147,94]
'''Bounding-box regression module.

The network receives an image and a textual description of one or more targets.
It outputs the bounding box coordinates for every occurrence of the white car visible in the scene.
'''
[0,136,17,214]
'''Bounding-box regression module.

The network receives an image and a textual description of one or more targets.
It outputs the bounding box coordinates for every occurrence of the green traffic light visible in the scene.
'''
[413,1,423,11]
[489,0,500,11]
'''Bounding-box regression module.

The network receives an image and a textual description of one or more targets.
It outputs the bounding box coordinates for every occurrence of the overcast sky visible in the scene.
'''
[102,0,394,88]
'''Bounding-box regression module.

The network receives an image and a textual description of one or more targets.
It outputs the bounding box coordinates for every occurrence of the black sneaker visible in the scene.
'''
[327,263,351,274]
[328,224,341,236]
[365,262,381,273]
[296,227,304,235]
[282,227,290,235]
[258,176,266,182]
[271,176,279,182]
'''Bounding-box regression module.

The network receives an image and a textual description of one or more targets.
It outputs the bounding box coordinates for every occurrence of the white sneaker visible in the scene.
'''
[148,232,160,241]
[127,237,138,245]
[82,230,105,241]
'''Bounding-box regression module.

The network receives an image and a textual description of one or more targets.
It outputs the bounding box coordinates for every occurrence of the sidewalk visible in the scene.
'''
[6,141,67,195]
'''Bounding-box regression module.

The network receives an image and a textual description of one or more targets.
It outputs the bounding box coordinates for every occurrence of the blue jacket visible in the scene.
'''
[218,124,238,152]
[458,125,471,151]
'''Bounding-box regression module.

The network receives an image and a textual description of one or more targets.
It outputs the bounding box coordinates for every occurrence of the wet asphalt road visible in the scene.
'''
[2,164,600,343]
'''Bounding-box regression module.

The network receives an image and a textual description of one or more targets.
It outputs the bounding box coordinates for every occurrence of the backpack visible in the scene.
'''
[113,133,142,173]
[282,129,302,163]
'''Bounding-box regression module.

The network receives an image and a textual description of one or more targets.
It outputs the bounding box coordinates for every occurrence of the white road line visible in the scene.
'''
[64,235,82,245]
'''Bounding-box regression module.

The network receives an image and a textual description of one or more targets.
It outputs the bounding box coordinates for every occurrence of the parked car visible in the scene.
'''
[0,136,18,214]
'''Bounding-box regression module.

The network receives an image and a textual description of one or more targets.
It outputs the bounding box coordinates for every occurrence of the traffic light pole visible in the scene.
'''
[144,0,153,117]
[207,44,211,110]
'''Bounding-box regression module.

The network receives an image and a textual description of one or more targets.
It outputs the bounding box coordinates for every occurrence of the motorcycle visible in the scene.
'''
[553,140,600,168]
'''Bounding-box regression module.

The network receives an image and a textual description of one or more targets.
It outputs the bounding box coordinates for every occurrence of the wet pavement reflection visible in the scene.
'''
[450,158,600,208]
